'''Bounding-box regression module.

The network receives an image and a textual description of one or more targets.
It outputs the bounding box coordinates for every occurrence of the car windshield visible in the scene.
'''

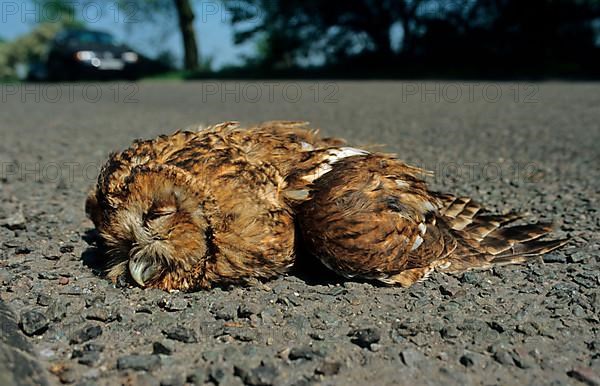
[69,31,115,45]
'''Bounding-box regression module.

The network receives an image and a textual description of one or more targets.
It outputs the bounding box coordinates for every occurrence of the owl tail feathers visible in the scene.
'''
[374,223,570,287]
[438,222,569,274]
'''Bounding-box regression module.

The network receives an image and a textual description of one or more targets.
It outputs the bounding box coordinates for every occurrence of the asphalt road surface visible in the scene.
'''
[0,81,598,386]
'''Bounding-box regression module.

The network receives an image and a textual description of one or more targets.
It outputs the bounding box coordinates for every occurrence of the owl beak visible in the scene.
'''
[128,258,157,287]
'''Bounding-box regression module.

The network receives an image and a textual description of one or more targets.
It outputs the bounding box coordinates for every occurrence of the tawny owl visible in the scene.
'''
[86,121,567,291]
[85,121,341,291]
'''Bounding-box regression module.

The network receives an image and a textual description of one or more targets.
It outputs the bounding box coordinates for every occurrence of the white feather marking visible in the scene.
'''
[326,147,369,162]
[420,200,437,213]
[418,223,427,235]
[417,268,434,282]
[300,141,314,151]
[437,261,451,269]
[283,189,310,200]
[411,235,423,251]
[301,147,369,182]
[300,163,333,182]
[131,155,150,166]
[396,180,409,189]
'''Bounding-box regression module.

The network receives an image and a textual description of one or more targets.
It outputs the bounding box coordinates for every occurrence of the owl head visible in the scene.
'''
[86,164,213,291]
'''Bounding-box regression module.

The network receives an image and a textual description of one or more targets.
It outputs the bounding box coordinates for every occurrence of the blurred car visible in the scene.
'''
[46,28,140,80]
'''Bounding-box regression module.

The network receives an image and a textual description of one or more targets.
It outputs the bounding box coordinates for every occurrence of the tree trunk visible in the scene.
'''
[173,0,199,71]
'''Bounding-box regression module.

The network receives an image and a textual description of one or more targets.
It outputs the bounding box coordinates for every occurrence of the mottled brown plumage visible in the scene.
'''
[87,121,567,291]
[86,121,339,290]
[297,153,568,287]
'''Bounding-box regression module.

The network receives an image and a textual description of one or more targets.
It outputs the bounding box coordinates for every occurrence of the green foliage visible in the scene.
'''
[224,0,600,73]
[224,0,423,68]
[0,23,63,80]
[0,0,82,79]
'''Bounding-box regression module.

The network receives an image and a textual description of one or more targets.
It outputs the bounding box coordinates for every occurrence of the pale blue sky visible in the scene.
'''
[0,0,257,69]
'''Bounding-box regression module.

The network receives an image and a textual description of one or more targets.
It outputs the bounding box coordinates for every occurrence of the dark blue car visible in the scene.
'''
[45,28,140,80]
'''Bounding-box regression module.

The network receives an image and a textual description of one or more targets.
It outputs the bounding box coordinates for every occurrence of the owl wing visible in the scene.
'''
[297,152,568,287]
[297,153,445,280]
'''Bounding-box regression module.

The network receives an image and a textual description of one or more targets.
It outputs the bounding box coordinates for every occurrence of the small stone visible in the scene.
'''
[15,246,31,254]
[227,328,257,342]
[202,350,220,363]
[58,368,77,384]
[493,349,515,366]
[543,253,567,263]
[569,251,587,263]
[349,328,381,348]
[70,324,102,344]
[159,298,188,312]
[85,307,115,322]
[77,351,100,366]
[440,326,460,339]
[38,272,59,280]
[213,304,237,320]
[153,341,175,355]
[511,349,535,369]
[209,364,232,384]
[315,360,341,376]
[117,354,161,371]
[238,303,263,318]
[439,285,458,296]
[186,368,207,384]
[83,343,104,352]
[58,277,69,285]
[60,286,82,297]
[84,293,106,308]
[48,299,69,321]
[459,272,481,285]
[59,245,74,254]
[217,374,245,386]
[37,293,52,306]
[20,310,49,336]
[459,354,475,367]
[237,363,279,386]
[568,366,600,386]
[42,246,60,260]
[115,275,128,288]
[400,348,425,367]
[488,321,505,333]
[0,208,26,230]
[135,305,153,314]
[516,322,538,336]
[162,325,197,343]
[130,373,160,386]
[160,373,186,386]
[288,346,323,360]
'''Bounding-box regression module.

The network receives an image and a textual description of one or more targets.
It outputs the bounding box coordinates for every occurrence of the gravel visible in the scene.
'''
[70,324,103,344]
[348,328,381,348]
[162,325,198,343]
[0,81,597,385]
[20,309,50,336]
[116,354,161,371]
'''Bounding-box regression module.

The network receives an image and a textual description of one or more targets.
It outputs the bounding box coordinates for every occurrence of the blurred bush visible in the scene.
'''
[0,23,63,80]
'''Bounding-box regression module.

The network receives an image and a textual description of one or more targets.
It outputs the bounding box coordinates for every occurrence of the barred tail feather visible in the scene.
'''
[435,193,568,274]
